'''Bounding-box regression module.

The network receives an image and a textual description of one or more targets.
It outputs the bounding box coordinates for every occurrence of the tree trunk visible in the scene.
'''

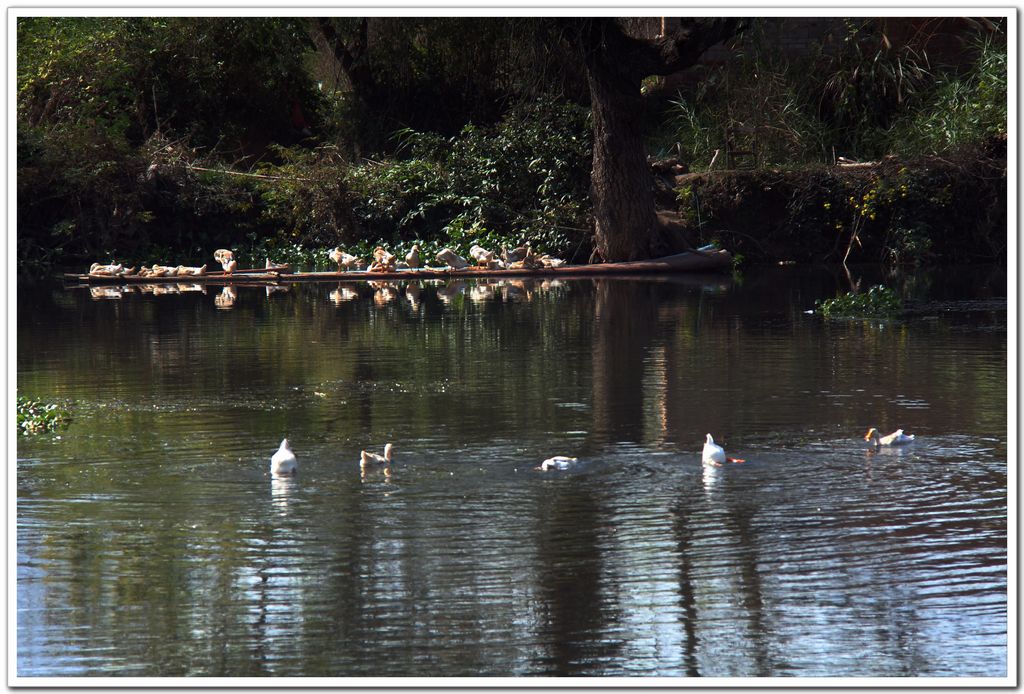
[585,50,657,262]
[575,18,743,262]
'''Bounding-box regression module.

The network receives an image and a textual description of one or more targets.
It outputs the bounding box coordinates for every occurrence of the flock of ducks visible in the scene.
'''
[702,427,916,467]
[89,243,567,280]
[269,426,916,479]
[327,242,566,273]
[86,249,252,278]
[270,440,577,479]
[88,262,209,278]
[270,439,394,479]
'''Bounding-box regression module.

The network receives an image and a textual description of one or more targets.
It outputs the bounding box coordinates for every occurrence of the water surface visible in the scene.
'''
[17,265,1007,678]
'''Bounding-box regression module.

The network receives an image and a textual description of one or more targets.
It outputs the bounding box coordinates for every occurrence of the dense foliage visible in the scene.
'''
[16,16,1008,273]
[657,19,1007,166]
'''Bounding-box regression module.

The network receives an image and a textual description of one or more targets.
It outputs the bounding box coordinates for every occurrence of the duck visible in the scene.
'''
[271,438,298,477]
[368,247,398,273]
[502,243,530,264]
[469,244,495,266]
[88,262,123,276]
[406,244,421,269]
[360,443,393,471]
[213,249,235,273]
[436,248,471,270]
[176,264,207,276]
[864,427,915,447]
[536,455,578,471]
[329,247,360,272]
[702,433,745,467]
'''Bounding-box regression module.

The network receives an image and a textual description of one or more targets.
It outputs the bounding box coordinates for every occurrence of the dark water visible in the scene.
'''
[16,266,1007,679]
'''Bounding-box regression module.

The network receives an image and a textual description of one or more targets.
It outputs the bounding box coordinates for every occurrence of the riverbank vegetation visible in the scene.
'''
[17,17,1007,274]
[816,285,903,318]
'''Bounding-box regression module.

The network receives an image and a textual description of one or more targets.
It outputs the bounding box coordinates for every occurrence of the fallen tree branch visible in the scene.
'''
[186,165,308,182]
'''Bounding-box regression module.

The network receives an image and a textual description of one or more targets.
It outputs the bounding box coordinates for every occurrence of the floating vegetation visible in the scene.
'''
[17,397,72,435]
[816,285,902,318]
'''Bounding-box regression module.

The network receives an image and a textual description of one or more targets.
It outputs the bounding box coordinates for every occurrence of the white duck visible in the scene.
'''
[213,249,236,273]
[329,247,359,272]
[536,455,578,471]
[864,427,916,447]
[469,244,495,266]
[702,433,745,467]
[435,248,470,270]
[271,438,298,477]
[406,244,421,269]
[360,443,393,470]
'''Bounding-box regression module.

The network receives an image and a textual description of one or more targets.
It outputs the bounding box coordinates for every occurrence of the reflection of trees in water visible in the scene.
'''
[16,270,1008,676]
[590,281,657,446]
[671,487,771,676]
[532,484,621,675]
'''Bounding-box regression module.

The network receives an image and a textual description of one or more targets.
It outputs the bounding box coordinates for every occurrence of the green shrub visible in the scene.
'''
[331,97,592,259]
[816,285,902,318]
[17,397,72,435]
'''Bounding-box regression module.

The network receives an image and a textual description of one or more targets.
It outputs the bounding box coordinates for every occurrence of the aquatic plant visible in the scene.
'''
[816,284,902,318]
[17,397,72,435]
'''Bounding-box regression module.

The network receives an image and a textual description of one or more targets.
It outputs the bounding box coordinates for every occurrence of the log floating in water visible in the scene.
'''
[65,250,732,284]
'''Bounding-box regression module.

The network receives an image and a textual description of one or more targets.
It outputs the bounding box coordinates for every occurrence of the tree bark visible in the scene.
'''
[585,40,657,261]
[576,18,743,262]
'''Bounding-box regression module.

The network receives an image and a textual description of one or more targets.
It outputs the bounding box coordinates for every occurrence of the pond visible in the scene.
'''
[15,265,1008,680]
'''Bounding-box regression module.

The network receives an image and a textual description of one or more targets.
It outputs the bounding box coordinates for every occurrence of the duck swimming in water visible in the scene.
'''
[702,433,745,467]
[536,455,578,471]
[271,438,298,477]
[360,443,393,470]
[864,427,915,447]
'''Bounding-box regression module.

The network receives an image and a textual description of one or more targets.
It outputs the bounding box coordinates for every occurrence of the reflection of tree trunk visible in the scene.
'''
[533,487,620,674]
[590,281,658,445]
[728,504,771,675]
[672,508,701,676]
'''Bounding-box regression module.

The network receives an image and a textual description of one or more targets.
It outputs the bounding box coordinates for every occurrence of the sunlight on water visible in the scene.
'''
[17,266,1007,678]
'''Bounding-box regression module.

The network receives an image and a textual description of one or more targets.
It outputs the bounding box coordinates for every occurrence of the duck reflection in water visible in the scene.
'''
[437,281,467,304]
[271,475,297,515]
[405,282,422,310]
[215,285,237,310]
[469,282,498,304]
[500,279,531,302]
[89,285,125,300]
[370,281,400,306]
[702,462,721,492]
[330,285,359,305]
[265,284,289,298]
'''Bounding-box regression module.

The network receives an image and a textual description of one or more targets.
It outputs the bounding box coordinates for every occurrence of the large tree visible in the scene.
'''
[570,18,743,262]
[315,17,741,261]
